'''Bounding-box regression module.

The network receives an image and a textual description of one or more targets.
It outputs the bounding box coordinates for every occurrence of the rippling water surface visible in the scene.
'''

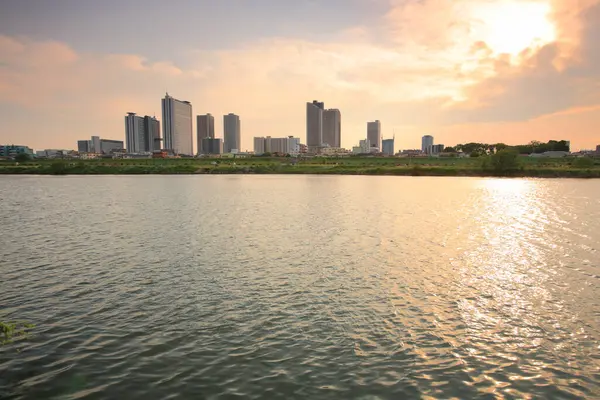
[1,175,599,399]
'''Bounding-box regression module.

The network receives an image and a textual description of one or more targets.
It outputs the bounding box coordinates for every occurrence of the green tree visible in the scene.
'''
[488,149,521,173]
[443,146,456,153]
[14,153,31,163]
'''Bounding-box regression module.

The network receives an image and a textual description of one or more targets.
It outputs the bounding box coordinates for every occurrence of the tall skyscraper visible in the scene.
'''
[162,93,193,155]
[306,100,324,148]
[197,114,215,154]
[223,113,241,153]
[422,135,434,154]
[144,116,161,151]
[323,109,341,148]
[382,138,395,156]
[125,113,145,153]
[367,120,381,150]
[125,113,161,153]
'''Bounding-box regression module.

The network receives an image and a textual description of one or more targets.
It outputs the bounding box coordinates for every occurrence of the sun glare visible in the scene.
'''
[470,1,556,58]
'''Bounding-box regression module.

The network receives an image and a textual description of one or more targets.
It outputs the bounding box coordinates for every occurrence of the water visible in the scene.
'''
[1,175,599,399]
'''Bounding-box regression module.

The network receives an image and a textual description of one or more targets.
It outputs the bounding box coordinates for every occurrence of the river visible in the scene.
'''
[1,175,599,399]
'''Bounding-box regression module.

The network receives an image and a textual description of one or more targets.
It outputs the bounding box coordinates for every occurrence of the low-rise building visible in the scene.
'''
[1,145,34,158]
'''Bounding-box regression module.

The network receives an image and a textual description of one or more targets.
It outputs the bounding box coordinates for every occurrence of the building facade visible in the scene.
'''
[0,145,34,158]
[254,136,300,155]
[77,140,91,153]
[432,144,445,154]
[144,116,161,152]
[162,93,193,155]
[306,100,324,148]
[367,120,381,150]
[91,136,101,154]
[100,139,124,154]
[223,113,241,153]
[201,137,223,155]
[382,138,395,156]
[422,135,434,154]
[125,113,160,153]
[323,109,341,148]
[125,113,145,153]
[197,114,215,154]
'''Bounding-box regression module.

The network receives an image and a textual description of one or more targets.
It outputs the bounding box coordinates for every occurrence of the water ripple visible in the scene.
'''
[0,176,599,399]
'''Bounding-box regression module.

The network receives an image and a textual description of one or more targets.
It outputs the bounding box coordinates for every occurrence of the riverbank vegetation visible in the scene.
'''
[1,154,599,178]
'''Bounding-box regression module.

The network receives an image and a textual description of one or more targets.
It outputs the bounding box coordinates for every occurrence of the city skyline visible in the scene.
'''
[1,0,600,151]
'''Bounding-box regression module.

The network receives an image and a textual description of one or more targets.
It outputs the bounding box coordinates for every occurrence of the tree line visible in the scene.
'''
[447,140,570,156]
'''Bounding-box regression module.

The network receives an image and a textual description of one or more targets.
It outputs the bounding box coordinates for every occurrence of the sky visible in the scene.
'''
[1,0,599,152]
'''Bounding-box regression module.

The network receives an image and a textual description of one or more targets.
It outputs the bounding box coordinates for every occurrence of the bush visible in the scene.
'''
[484,149,522,174]
[574,157,594,168]
[49,160,69,175]
[14,153,31,163]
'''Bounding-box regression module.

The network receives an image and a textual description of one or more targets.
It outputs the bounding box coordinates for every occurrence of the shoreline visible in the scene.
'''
[1,168,599,179]
[1,157,599,178]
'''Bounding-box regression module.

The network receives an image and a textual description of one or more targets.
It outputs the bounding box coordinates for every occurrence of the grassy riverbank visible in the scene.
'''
[1,156,599,178]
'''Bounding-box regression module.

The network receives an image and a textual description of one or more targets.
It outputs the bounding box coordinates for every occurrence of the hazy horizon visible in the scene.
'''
[1,0,599,152]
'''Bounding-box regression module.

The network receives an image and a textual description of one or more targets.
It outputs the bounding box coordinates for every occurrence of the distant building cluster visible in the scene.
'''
[5,93,599,160]
[306,100,341,153]
[421,135,444,155]
[77,135,124,155]
[254,136,301,156]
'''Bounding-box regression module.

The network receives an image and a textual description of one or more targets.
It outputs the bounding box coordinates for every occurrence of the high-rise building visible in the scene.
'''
[125,113,145,153]
[254,137,266,155]
[422,135,434,154]
[382,138,395,156]
[223,113,241,153]
[77,140,90,153]
[125,113,160,153]
[367,121,381,150]
[197,114,215,154]
[144,116,161,151]
[323,109,341,148]
[201,137,223,155]
[162,93,193,155]
[306,100,324,148]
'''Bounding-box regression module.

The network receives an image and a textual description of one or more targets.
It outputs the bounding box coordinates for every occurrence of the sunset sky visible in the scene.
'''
[1,0,599,152]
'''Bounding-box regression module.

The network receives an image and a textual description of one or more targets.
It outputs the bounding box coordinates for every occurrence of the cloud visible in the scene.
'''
[0,0,599,151]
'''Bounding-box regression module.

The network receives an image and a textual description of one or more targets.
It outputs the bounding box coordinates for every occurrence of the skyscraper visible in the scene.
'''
[197,114,215,154]
[125,113,160,153]
[144,116,161,151]
[367,120,381,150]
[306,100,324,148]
[223,113,241,153]
[162,93,193,155]
[422,135,434,154]
[323,109,341,148]
[125,113,145,153]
